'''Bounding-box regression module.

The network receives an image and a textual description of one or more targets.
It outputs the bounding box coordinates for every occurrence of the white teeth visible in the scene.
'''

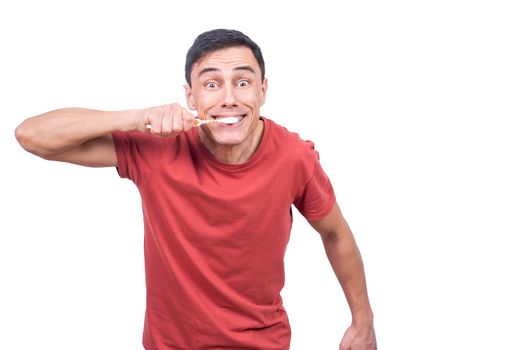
[215,116,243,124]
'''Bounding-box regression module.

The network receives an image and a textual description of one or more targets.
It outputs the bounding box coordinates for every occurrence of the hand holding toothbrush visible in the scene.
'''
[137,103,239,137]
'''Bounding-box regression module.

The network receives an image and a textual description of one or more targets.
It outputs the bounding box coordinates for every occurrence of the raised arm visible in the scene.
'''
[14,103,195,167]
[308,202,377,350]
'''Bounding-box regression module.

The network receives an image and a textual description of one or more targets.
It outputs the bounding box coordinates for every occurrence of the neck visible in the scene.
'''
[199,119,264,164]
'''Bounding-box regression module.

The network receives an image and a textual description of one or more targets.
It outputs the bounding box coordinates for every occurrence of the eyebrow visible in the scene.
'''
[234,65,256,74]
[197,65,256,77]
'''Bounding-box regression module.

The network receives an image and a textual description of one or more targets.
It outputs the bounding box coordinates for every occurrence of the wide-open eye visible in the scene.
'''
[237,79,249,87]
[206,81,218,88]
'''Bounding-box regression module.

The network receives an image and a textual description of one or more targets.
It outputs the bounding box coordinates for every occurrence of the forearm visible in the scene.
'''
[322,226,373,325]
[15,108,138,157]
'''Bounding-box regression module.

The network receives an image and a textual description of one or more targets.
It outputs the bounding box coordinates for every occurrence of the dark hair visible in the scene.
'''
[185,29,265,86]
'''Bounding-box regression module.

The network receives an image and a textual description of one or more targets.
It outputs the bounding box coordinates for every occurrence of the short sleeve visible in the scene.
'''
[293,157,336,221]
[111,131,165,185]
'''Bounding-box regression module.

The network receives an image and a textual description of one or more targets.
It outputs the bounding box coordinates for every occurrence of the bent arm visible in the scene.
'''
[308,202,374,325]
[14,103,196,167]
[14,108,139,167]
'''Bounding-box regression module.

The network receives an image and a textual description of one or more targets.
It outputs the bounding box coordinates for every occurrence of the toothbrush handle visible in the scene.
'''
[194,118,215,127]
[146,117,208,129]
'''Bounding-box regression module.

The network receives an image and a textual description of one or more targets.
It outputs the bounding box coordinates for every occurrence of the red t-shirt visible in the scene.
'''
[112,117,335,350]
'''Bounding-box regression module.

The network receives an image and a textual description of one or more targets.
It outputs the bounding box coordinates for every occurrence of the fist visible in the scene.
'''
[136,103,195,137]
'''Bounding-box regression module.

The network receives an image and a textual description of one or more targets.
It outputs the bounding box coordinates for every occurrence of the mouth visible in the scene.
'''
[211,114,247,126]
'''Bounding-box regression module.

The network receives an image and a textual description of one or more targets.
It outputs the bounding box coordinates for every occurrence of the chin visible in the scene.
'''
[211,134,246,146]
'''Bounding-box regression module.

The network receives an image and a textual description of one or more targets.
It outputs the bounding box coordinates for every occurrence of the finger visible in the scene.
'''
[149,110,163,135]
[161,105,174,135]
[167,105,184,135]
[182,109,197,130]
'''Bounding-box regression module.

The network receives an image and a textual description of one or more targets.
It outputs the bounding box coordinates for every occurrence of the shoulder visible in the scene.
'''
[265,117,319,162]
[264,117,321,182]
[112,130,191,163]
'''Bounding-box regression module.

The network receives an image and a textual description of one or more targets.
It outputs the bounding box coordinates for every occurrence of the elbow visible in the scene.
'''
[15,121,57,159]
[15,121,34,152]
[319,226,355,246]
[319,228,343,244]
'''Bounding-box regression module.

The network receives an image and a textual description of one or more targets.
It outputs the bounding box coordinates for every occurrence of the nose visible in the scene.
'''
[221,83,238,108]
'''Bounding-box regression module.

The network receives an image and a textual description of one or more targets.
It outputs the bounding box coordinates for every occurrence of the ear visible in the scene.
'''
[260,78,268,106]
[184,84,197,110]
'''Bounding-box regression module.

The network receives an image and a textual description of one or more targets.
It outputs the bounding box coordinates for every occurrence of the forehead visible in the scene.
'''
[191,46,260,78]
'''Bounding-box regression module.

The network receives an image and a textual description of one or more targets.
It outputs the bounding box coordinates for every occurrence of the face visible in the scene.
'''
[185,46,268,147]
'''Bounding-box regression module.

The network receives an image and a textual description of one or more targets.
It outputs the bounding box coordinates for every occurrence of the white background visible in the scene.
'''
[1,1,523,349]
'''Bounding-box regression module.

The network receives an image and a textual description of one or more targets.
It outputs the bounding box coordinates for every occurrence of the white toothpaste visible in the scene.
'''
[216,116,241,124]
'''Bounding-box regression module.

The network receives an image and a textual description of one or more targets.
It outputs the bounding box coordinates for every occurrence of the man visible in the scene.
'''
[15,29,377,350]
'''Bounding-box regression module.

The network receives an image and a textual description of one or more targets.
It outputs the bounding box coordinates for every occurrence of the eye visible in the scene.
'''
[237,79,249,87]
[206,81,218,88]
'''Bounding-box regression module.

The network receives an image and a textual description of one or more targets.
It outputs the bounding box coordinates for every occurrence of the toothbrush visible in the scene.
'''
[146,116,241,129]
[193,116,240,126]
